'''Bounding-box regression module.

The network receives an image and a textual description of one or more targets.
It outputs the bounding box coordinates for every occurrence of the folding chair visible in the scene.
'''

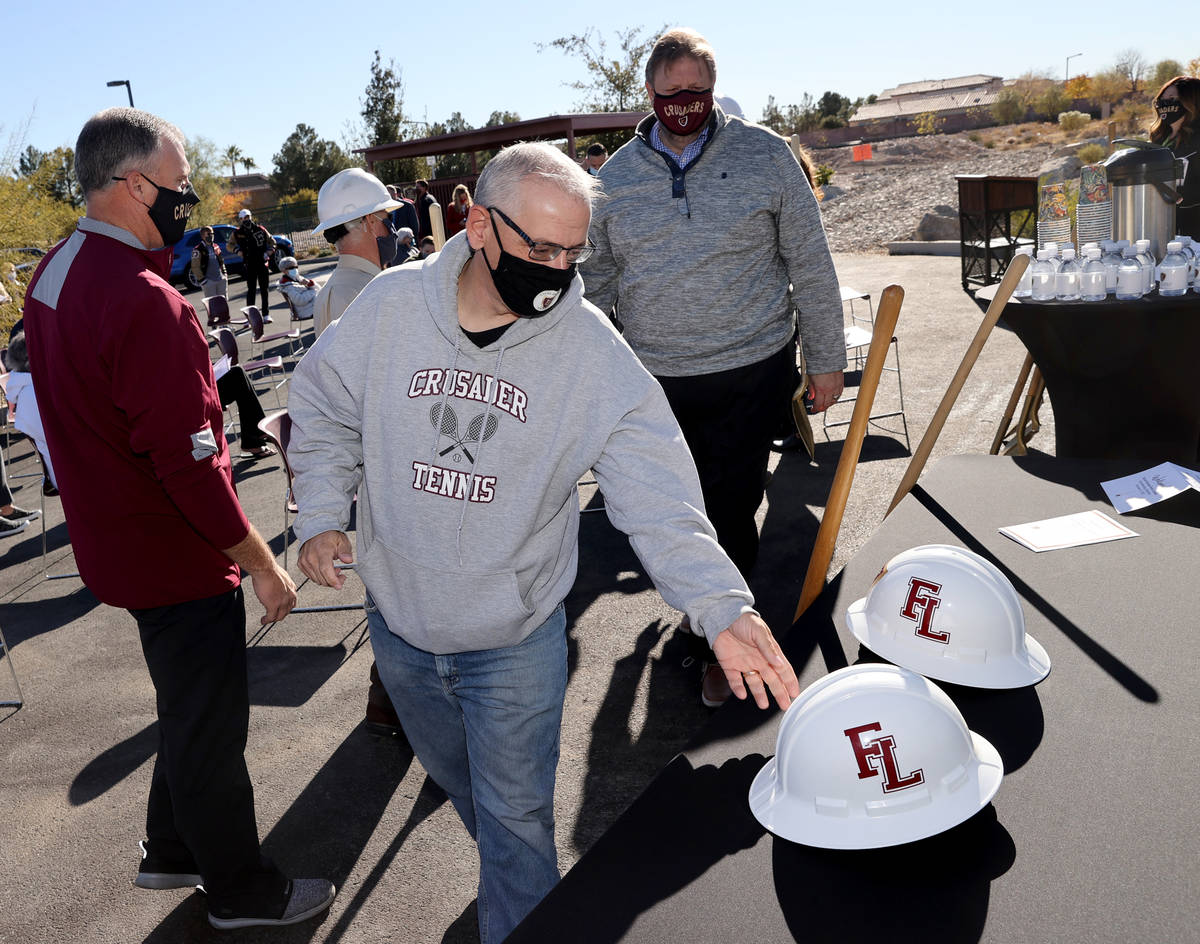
[824,288,910,452]
[243,306,301,362]
[839,285,875,370]
[0,618,24,709]
[0,372,39,482]
[211,327,286,408]
[578,473,605,514]
[257,411,362,613]
[202,294,252,332]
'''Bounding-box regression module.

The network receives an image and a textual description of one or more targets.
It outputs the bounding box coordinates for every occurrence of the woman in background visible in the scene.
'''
[445,184,473,237]
[1150,76,1200,240]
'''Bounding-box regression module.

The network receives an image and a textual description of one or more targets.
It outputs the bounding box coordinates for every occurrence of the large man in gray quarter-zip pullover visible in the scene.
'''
[583,27,846,706]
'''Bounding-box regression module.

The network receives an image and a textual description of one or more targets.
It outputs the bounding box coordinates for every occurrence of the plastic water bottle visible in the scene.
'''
[1100,240,1122,294]
[1043,242,1062,272]
[1013,247,1034,298]
[1116,247,1144,300]
[1030,248,1057,301]
[1135,239,1156,294]
[1157,241,1190,296]
[1056,248,1081,300]
[1080,247,1107,301]
[1176,235,1198,288]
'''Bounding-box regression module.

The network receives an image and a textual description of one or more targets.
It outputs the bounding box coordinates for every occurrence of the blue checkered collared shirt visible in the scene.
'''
[649,121,710,169]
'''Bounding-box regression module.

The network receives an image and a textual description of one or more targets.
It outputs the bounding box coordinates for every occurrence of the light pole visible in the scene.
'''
[106,79,134,107]
[1065,54,1082,85]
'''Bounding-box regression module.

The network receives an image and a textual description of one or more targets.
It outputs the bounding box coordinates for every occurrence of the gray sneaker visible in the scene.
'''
[208,878,336,930]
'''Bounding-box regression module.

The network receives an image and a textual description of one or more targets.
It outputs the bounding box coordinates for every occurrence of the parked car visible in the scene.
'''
[170,224,295,290]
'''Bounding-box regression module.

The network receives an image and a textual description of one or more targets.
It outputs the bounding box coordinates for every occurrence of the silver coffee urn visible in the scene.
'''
[1104,139,1184,261]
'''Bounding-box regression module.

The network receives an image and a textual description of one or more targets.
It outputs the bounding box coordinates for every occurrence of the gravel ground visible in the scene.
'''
[816,133,1054,253]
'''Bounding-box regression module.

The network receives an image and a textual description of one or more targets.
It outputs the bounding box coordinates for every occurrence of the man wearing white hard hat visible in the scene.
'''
[307,166,406,739]
[310,168,402,339]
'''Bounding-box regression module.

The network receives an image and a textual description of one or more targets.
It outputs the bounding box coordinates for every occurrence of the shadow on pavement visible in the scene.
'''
[141,724,437,943]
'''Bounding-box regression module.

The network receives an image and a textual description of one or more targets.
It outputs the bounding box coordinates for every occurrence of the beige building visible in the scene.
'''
[850,75,1004,126]
[222,172,276,212]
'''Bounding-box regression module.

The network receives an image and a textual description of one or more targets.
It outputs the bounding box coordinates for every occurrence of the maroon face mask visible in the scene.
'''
[653,88,714,135]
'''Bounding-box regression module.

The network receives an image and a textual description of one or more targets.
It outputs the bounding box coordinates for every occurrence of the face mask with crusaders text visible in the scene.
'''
[653,88,714,135]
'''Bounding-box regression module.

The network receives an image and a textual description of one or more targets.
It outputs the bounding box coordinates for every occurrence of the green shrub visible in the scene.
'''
[984,140,996,149]
[814,164,835,187]
[1076,143,1107,164]
[992,90,1025,125]
[1057,111,1091,134]
[967,131,982,143]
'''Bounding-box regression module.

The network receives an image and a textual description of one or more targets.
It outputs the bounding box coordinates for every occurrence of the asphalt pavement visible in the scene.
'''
[0,253,1052,944]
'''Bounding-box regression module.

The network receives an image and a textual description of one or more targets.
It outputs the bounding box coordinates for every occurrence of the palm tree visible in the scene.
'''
[242,156,257,177]
[224,145,245,182]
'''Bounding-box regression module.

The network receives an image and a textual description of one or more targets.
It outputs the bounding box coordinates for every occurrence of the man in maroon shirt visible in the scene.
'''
[23,107,335,931]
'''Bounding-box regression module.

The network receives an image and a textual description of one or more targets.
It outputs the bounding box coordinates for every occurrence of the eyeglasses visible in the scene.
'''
[489,206,594,263]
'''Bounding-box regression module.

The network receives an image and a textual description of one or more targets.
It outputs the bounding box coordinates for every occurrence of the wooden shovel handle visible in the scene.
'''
[886,253,1029,516]
[794,284,905,621]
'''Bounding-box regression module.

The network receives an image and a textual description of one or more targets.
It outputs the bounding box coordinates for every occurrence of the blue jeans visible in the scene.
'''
[368,598,567,943]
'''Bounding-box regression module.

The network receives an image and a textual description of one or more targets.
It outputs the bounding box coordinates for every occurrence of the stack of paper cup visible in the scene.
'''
[1038,182,1072,251]
[1075,165,1113,247]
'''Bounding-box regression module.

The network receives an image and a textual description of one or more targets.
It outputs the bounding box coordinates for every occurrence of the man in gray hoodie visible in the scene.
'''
[583,27,847,708]
[287,142,799,944]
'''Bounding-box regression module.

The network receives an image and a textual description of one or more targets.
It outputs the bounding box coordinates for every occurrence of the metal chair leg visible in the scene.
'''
[0,621,25,708]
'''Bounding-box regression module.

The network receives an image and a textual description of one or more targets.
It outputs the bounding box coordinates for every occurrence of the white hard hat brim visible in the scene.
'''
[748,730,1003,849]
[311,197,404,236]
[846,598,1052,690]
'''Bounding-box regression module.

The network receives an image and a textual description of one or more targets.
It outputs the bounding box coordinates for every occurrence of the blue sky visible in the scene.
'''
[4,1,1191,174]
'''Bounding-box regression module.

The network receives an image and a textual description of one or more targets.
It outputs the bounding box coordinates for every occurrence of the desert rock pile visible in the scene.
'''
[815,133,1054,253]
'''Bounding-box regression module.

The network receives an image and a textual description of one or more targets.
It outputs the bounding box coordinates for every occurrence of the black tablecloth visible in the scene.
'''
[981,287,1200,462]
[511,455,1200,944]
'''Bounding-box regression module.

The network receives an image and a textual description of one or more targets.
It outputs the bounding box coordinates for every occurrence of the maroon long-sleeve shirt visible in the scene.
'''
[23,218,249,608]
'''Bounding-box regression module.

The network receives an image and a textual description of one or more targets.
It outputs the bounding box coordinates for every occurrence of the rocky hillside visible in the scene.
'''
[816,131,1056,253]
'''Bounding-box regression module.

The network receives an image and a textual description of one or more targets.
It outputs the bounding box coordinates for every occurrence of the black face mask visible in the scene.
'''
[376,221,400,268]
[482,211,576,318]
[114,172,199,245]
[1156,100,1184,122]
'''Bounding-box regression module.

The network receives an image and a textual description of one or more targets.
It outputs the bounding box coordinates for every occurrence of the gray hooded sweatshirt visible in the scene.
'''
[287,232,754,655]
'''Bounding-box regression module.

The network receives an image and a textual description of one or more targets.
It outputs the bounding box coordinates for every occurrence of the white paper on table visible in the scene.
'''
[212,354,231,382]
[1100,461,1200,514]
[999,509,1139,552]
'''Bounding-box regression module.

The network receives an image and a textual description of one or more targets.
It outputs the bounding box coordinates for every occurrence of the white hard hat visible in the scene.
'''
[312,167,402,235]
[237,208,251,219]
[749,664,1003,849]
[846,545,1050,689]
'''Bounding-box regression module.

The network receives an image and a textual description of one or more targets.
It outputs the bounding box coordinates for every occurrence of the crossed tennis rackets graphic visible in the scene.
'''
[430,403,500,463]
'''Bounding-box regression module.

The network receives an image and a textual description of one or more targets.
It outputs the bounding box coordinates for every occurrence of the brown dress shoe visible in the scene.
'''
[701,662,732,708]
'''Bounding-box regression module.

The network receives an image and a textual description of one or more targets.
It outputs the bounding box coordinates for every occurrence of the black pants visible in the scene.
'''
[244,265,271,313]
[216,367,267,450]
[0,451,11,506]
[656,343,796,654]
[131,587,288,913]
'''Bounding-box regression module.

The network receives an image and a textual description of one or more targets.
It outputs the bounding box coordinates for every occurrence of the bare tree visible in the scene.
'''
[538,26,665,112]
[1113,49,1149,95]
